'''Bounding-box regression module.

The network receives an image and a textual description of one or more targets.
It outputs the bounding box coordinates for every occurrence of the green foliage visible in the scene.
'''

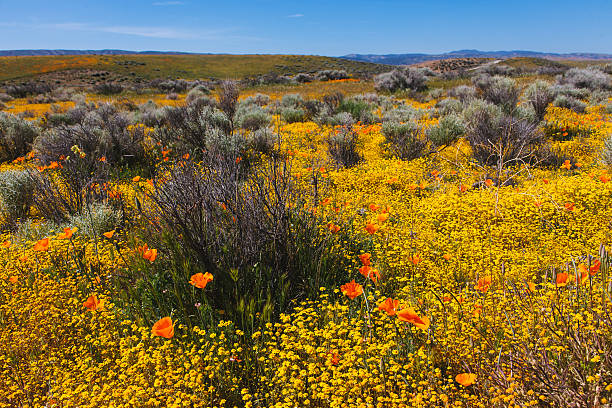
[0,112,39,162]
[381,121,427,160]
[426,114,465,147]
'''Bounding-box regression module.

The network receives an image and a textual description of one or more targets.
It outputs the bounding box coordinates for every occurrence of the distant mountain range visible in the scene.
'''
[341,50,612,65]
[1,49,612,64]
[0,49,194,57]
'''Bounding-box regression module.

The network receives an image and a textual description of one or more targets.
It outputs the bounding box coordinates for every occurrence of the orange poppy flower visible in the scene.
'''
[560,160,572,170]
[327,223,341,234]
[103,230,115,239]
[525,282,536,293]
[132,176,141,182]
[456,373,477,386]
[409,254,421,265]
[330,352,340,366]
[484,179,493,187]
[534,200,542,208]
[377,212,389,223]
[377,298,400,316]
[442,253,452,261]
[9,276,18,284]
[543,178,549,184]
[590,260,601,275]
[358,253,371,266]
[396,307,430,330]
[33,238,50,252]
[340,280,363,300]
[359,265,380,282]
[189,272,214,289]
[459,184,468,193]
[183,153,190,160]
[99,156,107,162]
[368,203,380,212]
[365,222,379,235]
[475,276,491,293]
[1,241,10,248]
[83,294,104,311]
[442,295,452,302]
[58,227,77,240]
[235,156,242,164]
[320,198,331,206]
[556,272,572,287]
[152,316,174,339]
[600,174,611,183]
[142,244,158,262]
[564,202,575,211]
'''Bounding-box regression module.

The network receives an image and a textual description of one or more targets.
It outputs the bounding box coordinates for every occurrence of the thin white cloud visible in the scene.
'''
[152,1,185,5]
[0,21,261,42]
[287,14,304,18]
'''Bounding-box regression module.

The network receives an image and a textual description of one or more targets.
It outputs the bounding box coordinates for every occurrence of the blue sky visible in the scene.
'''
[0,0,610,55]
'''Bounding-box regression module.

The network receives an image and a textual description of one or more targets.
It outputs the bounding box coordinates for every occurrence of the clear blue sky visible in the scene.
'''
[0,0,610,55]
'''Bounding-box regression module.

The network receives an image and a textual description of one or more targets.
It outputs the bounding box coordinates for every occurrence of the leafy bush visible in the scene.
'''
[448,85,477,102]
[0,112,39,162]
[242,93,270,107]
[524,80,554,122]
[382,104,421,123]
[426,114,465,147]
[374,68,429,93]
[315,70,349,81]
[68,202,122,238]
[326,126,362,168]
[218,80,239,128]
[435,98,464,116]
[93,83,124,95]
[132,156,357,332]
[381,121,427,160]
[234,103,271,131]
[281,107,306,123]
[280,94,304,109]
[294,73,313,83]
[337,98,374,124]
[463,99,544,167]
[473,75,519,113]
[557,67,611,91]
[246,128,279,156]
[553,95,587,113]
[0,169,35,228]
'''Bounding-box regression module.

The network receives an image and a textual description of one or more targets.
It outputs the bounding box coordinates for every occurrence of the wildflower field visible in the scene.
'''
[1,62,612,407]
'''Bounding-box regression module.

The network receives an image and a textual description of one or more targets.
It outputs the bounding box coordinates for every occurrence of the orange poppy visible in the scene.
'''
[377,298,400,316]
[377,212,389,223]
[442,253,452,261]
[83,294,104,311]
[560,160,572,170]
[33,238,50,252]
[183,153,190,160]
[409,254,421,265]
[368,203,380,212]
[152,316,174,339]
[359,265,380,283]
[600,174,611,183]
[99,156,107,162]
[142,244,158,262]
[556,272,572,287]
[320,198,331,206]
[455,373,477,386]
[525,282,536,293]
[132,176,141,182]
[459,184,468,193]
[564,202,575,211]
[358,253,371,266]
[8,276,18,284]
[534,200,542,208]
[590,260,601,275]
[365,222,379,235]
[484,179,493,187]
[103,230,115,239]
[189,272,214,289]
[396,307,430,330]
[340,280,363,300]
[1,241,10,248]
[475,276,491,293]
[327,223,341,234]
[58,227,77,240]
[235,156,242,164]
[330,352,340,366]
[543,178,550,184]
